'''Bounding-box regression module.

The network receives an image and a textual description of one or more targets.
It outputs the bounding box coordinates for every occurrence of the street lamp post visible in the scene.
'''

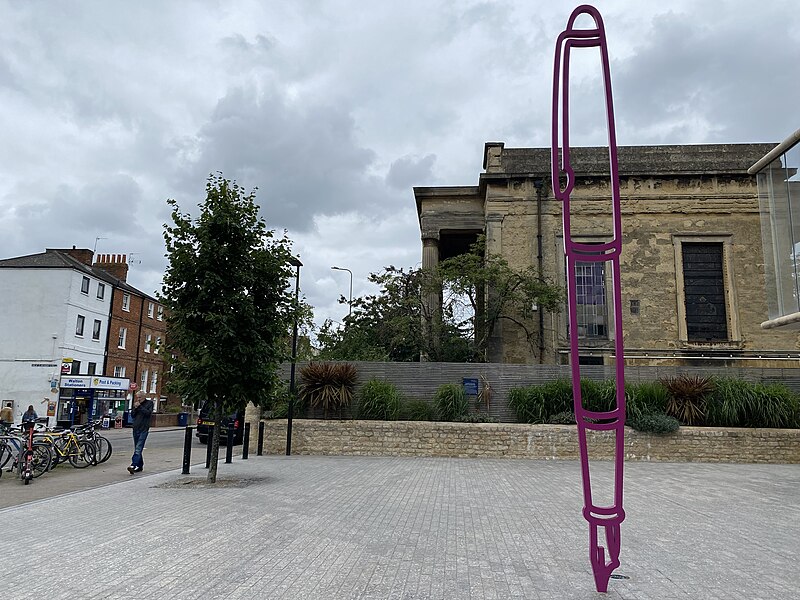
[286,256,303,456]
[331,266,353,317]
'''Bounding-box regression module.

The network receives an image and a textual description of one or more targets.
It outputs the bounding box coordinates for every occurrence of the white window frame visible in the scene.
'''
[154,336,161,355]
[81,276,90,295]
[118,327,127,349]
[122,293,130,312]
[147,302,155,318]
[157,306,164,321]
[92,319,102,341]
[144,333,152,353]
[76,315,85,337]
[97,282,105,300]
[113,365,126,377]
[150,371,158,394]
[141,369,149,393]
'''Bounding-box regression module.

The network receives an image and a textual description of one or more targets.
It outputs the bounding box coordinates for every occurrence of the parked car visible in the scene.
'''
[196,403,245,445]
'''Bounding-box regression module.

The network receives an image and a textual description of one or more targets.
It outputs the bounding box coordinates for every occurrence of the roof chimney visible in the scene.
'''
[48,247,94,265]
[94,253,129,282]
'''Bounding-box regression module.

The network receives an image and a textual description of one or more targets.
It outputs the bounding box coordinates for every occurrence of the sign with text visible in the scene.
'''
[462,378,479,396]
[60,376,92,389]
[92,377,130,390]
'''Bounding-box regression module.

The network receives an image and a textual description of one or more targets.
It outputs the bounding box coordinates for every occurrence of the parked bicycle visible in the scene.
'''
[34,427,95,469]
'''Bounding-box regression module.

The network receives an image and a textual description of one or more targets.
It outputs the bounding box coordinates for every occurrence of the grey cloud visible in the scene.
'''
[178,85,380,231]
[386,154,437,190]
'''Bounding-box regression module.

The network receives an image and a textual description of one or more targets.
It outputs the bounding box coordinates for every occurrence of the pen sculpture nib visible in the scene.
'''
[590,523,621,593]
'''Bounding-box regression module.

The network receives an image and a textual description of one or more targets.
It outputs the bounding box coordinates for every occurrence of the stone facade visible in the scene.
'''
[255,419,800,464]
[415,142,800,367]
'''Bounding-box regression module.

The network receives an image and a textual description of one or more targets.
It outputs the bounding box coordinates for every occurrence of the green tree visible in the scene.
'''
[161,174,297,482]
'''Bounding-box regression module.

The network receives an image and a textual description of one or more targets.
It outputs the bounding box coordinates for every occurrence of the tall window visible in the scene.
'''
[574,261,608,339]
[150,371,158,394]
[157,306,164,321]
[122,293,130,312]
[154,336,161,354]
[87,362,96,375]
[71,360,81,375]
[141,369,149,392]
[118,327,127,349]
[81,276,90,294]
[682,242,728,342]
[148,302,155,318]
[97,282,105,300]
[76,315,85,336]
[113,365,126,377]
[92,319,102,340]
[144,333,152,353]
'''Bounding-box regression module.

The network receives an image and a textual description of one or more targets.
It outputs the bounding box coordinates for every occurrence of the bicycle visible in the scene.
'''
[34,428,96,469]
[0,424,52,481]
[73,421,112,464]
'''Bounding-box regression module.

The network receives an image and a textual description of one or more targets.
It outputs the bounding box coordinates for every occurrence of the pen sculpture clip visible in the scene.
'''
[551,5,626,593]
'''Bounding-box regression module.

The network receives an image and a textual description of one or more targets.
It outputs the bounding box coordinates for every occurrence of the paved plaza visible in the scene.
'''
[1,455,798,599]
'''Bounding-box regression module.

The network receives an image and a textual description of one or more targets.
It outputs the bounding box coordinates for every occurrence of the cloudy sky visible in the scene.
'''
[1,0,798,330]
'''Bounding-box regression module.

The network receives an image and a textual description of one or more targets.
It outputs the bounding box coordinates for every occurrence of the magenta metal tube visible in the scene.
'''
[551,5,626,593]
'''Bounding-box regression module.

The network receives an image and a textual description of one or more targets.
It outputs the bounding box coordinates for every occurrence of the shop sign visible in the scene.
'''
[92,377,130,390]
[463,378,479,396]
[61,376,92,389]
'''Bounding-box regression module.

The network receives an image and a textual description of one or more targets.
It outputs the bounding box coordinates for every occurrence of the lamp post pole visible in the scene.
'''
[331,266,353,317]
[286,257,303,456]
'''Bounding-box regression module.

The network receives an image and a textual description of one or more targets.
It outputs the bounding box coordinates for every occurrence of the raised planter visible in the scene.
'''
[253,419,800,464]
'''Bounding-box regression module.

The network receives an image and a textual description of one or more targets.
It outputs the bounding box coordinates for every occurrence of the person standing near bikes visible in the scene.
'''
[21,405,38,423]
[0,401,13,424]
[127,391,153,475]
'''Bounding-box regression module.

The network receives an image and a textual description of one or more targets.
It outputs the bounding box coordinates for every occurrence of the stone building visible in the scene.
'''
[414,142,800,367]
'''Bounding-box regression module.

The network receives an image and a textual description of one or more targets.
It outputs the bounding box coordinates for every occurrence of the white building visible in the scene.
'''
[0,248,114,423]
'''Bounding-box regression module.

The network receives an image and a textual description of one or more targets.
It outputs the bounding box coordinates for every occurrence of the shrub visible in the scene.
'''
[457,413,499,423]
[706,378,800,428]
[298,362,357,419]
[508,386,545,424]
[401,399,434,421]
[626,381,669,422]
[540,379,573,417]
[270,394,306,419]
[628,413,680,434]
[661,374,714,425]
[356,379,402,421]
[751,383,800,428]
[434,383,469,421]
[547,410,576,424]
[581,379,617,414]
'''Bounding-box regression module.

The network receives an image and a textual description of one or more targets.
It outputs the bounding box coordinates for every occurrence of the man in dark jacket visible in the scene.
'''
[128,391,154,474]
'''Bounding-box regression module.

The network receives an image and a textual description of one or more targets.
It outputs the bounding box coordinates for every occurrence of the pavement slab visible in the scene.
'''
[1,455,798,599]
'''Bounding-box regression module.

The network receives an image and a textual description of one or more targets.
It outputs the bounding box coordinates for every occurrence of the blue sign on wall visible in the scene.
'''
[463,378,479,396]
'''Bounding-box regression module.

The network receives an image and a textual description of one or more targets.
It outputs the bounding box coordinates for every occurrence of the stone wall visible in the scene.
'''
[254,419,800,464]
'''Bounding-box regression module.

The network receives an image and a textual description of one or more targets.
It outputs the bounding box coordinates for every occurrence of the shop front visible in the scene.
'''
[58,376,131,428]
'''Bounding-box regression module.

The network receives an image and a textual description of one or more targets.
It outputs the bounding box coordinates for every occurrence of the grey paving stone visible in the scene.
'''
[0,456,798,599]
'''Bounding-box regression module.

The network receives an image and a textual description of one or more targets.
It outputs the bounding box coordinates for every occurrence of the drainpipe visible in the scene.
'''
[534,178,546,363]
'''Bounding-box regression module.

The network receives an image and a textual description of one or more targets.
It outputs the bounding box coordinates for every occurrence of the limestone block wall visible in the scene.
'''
[255,419,800,464]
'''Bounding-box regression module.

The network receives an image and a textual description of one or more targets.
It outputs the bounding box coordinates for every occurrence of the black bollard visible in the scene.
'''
[182,426,193,474]
[257,421,265,456]
[205,425,214,469]
[242,423,250,460]
[225,426,233,464]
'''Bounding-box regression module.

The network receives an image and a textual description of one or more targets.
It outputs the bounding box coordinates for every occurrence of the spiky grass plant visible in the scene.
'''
[356,379,402,421]
[298,362,357,419]
[401,399,435,421]
[626,381,669,422]
[508,386,546,424]
[434,383,469,422]
[661,374,714,425]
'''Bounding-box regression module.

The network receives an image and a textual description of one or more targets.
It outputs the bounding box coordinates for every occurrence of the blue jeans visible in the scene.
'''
[131,429,149,469]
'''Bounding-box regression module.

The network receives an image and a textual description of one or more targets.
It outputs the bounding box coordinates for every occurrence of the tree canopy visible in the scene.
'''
[160,174,298,481]
[316,237,563,362]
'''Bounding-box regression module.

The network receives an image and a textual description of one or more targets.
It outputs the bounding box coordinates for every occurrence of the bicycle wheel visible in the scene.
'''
[68,441,96,468]
[0,440,13,470]
[31,443,52,477]
[93,435,113,464]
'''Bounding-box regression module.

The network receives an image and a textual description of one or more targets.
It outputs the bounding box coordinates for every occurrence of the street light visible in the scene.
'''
[286,255,303,456]
[331,266,353,317]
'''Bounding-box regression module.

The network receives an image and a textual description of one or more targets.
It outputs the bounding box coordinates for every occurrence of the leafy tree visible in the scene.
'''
[315,238,562,362]
[161,174,297,482]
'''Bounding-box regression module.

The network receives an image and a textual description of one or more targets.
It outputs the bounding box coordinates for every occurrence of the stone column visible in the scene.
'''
[421,235,440,361]
[485,215,504,362]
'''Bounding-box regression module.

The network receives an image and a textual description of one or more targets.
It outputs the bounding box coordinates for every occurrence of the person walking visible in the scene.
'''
[128,391,153,474]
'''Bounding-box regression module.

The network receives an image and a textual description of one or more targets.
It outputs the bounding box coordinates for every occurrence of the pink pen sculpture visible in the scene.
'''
[551,5,626,593]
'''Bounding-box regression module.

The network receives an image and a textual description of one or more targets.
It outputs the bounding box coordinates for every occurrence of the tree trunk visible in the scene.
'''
[207,402,222,483]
